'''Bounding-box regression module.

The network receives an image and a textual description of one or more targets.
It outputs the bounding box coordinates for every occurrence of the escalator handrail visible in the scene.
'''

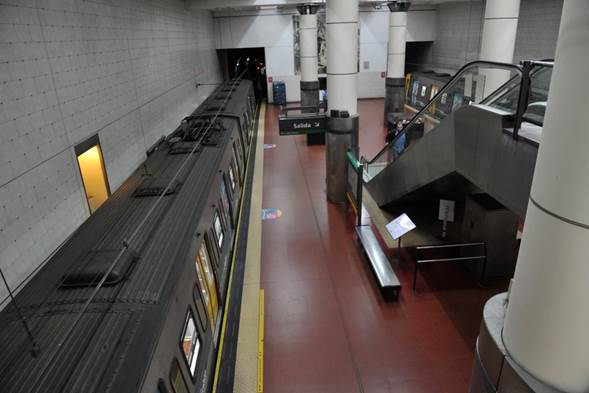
[367,60,524,165]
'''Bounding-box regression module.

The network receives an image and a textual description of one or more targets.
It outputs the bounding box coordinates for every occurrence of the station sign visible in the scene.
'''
[278,115,327,136]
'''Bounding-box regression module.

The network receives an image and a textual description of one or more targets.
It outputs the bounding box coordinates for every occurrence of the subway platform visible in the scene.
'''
[230,100,508,393]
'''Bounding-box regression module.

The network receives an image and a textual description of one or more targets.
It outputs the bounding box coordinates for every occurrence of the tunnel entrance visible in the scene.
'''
[218,47,267,101]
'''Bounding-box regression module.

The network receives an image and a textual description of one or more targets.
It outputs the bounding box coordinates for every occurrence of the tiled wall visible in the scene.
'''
[431,1,484,71]
[214,8,435,101]
[431,0,563,72]
[513,0,563,63]
[0,0,221,305]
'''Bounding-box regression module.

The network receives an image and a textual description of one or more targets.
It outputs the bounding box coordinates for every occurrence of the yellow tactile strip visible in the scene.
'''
[233,103,266,393]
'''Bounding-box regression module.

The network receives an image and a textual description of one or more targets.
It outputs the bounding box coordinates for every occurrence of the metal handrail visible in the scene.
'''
[527,60,554,68]
[416,241,486,250]
[417,256,486,264]
[413,241,488,291]
[368,60,524,165]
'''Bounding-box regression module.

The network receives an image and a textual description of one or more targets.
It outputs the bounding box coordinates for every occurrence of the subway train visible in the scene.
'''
[0,78,257,393]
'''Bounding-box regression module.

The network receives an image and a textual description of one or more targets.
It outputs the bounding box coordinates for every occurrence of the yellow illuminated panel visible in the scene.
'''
[77,145,109,214]
[194,255,214,330]
[196,242,219,330]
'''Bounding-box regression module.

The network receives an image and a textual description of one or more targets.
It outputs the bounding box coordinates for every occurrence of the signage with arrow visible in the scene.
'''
[278,114,327,136]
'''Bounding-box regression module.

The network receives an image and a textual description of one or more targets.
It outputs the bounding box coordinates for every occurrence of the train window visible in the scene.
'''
[204,232,219,270]
[243,113,250,131]
[196,241,219,329]
[170,359,189,393]
[180,310,200,377]
[233,142,243,175]
[236,133,245,158]
[193,285,208,332]
[228,164,237,192]
[218,198,230,235]
[220,178,233,229]
[232,159,242,187]
[213,212,224,249]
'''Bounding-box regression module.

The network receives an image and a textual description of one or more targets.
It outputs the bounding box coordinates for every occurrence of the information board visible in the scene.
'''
[386,213,416,240]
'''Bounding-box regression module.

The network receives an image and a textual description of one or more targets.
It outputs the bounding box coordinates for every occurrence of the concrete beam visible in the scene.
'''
[189,0,323,11]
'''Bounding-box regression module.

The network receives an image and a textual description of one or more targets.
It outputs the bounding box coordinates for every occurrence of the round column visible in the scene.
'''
[326,0,358,116]
[297,4,322,145]
[479,0,520,95]
[503,1,589,392]
[299,8,318,83]
[325,0,359,203]
[384,1,410,124]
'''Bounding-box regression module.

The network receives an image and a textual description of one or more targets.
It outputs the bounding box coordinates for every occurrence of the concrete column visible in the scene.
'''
[326,0,359,203]
[298,6,318,83]
[297,4,323,145]
[503,1,589,392]
[384,1,410,124]
[479,0,520,95]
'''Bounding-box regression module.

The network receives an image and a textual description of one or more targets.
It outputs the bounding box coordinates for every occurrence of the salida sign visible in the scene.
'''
[278,114,327,136]
[294,121,320,129]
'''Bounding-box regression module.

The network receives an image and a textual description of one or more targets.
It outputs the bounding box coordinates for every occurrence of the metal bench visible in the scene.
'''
[355,225,402,300]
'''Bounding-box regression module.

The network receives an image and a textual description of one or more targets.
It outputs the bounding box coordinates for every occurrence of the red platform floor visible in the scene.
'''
[260,100,508,393]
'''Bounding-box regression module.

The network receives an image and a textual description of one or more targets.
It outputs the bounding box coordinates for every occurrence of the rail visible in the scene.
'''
[413,241,487,292]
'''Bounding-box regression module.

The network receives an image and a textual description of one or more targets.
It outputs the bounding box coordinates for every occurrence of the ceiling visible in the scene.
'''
[189,0,471,12]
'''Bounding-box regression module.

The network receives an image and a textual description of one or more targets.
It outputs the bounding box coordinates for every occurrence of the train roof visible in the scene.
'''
[0,79,254,393]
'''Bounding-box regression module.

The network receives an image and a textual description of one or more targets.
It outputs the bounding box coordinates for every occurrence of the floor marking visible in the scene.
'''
[212,103,261,392]
[232,102,266,393]
[292,135,366,393]
[261,208,282,221]
[258,289,265,393]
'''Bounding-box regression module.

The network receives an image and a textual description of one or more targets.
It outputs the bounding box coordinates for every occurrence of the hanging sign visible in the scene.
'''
[278,114,327,136]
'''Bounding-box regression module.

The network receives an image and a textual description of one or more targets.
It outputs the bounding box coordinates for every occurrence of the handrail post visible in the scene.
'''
[513,60,533,140]
[356,156,363,227]
[480,242,488,285]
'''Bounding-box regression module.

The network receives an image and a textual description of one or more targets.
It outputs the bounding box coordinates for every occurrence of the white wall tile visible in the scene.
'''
[0,0,221,306]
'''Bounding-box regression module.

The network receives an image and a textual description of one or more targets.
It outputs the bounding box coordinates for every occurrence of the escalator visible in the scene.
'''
[363,60,553,218]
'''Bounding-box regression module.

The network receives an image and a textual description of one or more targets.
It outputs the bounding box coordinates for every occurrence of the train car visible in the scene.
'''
[0,78,257,393]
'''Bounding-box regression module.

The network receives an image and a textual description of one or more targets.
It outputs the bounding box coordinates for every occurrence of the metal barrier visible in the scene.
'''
[413,242,487,291]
